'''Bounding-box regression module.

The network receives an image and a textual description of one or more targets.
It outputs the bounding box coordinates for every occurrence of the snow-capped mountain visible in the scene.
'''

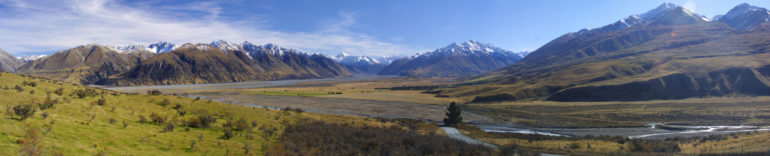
[378,40,523,77]
[108,41,179,54]
[332,51,401,65]
[109,45,150,53]
[16,54,47,62]
[571,3,705,37]
[148,42,177,53]
[717,3,770,30]
[330,51,402,74]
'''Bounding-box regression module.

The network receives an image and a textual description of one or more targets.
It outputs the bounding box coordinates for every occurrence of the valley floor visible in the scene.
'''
[101,76,770,154]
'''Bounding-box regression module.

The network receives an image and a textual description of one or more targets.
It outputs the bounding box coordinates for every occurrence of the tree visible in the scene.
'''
[442,102,462,127]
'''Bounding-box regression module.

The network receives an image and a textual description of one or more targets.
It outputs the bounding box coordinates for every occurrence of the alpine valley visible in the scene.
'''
[439,3,770,102]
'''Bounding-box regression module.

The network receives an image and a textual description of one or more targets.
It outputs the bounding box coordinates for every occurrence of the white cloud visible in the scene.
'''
[0,0,416,57]
[683,0,696,12]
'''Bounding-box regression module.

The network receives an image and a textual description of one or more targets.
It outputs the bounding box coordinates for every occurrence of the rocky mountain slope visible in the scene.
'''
[102,41,351,86]
[16,44,155,84]
[378,40,524,77]
[0,49,22,72]
[441,3,770,102]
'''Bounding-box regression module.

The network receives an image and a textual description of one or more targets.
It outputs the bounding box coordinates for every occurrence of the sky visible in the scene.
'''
[0,0,769,57]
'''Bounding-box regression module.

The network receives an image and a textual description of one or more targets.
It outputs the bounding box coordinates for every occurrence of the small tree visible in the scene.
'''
[442,102,462,127]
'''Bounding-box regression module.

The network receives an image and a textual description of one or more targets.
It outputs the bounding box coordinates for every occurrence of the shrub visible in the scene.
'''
[149,112,166,124]
[158,99,170,107]
[22,81,37,87]
[109,118,117,125]
[41,112,49,118]
[164,123,175,132]
[148,90,162,95]
[15,85,23,92]
[73,89,98,98]
[13,104,36,120]
[172,104,182,110]
[53,88,64,96]
[95,97,106,106]
[222,129,233,140]
[138,115,148,123]
[234,118,251,131]
[39,96,57,110]
[187,112,216,128]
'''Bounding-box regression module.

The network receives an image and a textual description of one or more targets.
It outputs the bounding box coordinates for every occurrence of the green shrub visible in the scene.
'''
[164,123,175,132]
[222,129,233,140]
[53,88,64,96]
[149,112,166,124]
[39,96,57,110]
[95,97,106,106]
[148,90,162,95]
[13,104,36,120]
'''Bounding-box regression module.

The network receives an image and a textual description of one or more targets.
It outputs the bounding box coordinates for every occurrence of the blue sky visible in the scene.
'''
[0,0,769,56]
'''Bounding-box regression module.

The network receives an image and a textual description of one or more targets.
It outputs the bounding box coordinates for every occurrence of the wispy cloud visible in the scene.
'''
[0,0,416,57]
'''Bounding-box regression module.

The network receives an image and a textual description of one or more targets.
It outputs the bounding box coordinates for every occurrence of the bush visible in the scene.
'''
[234,118,251,131]
[95,97,106,106]
[53,88,64,96]
[21,81,37,87]
[149,112,166,124]
[187,112,216,128]
[39,96,57,110]
[73,89,99,98]
[164,123,175,132]
[15,85,23,92]
[158,99,170,107]
[109,118,117,125]
[13,104,36,120]
[222,129,233,140]
[148,90,162,95]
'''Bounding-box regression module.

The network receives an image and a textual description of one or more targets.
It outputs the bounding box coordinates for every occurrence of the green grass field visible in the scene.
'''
[0,72,462,155]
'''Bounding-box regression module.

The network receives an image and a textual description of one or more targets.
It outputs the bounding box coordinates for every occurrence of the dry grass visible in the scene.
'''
[465,97,770,128]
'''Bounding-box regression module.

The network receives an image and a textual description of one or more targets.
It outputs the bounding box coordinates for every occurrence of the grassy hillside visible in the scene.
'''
[0,72,489,155]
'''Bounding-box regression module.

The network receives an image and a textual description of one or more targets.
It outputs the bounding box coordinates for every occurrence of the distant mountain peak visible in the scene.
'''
[434,40,511,56]
[148,41,177,53]
[639,2,682,20]
[718,3,770,30]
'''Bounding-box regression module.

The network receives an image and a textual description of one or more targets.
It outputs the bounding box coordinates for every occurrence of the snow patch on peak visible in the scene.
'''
[148,42,177,53]
[209,40,241,55]
[640,2,682,20]
[109,44,150,53]
[16,54,47,62]
[434,40,510,56]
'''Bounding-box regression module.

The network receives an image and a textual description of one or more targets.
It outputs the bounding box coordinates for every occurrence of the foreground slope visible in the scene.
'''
[441,3,770,102]
[0,72,495,155]
[16,44,155,84]
[379,40,524,77]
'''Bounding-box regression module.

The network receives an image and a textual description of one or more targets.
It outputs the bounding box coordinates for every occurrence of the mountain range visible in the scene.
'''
[443,3,770,102]
[102,41,351,86]
[0,41,352,85]
[379,40,527,77]
[331,52,399,74]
